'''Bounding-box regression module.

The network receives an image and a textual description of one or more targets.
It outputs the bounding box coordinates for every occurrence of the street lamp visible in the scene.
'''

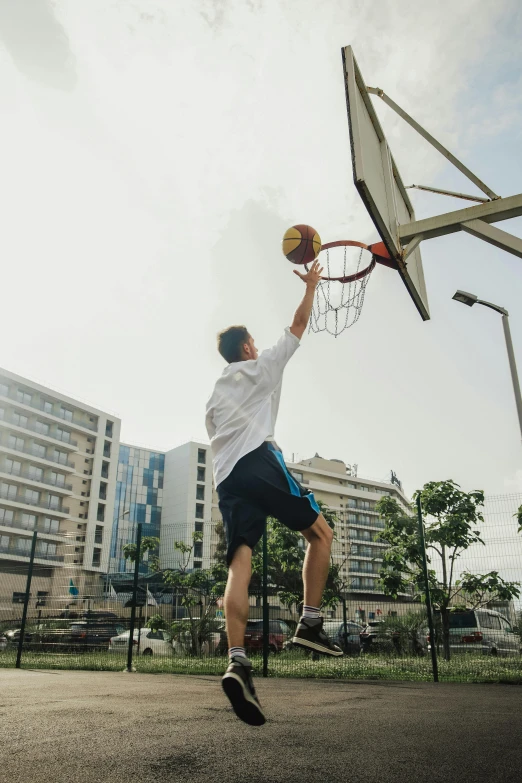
[452,290,522,441]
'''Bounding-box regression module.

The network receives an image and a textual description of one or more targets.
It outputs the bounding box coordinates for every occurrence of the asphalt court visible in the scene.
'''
[1,669,521,783]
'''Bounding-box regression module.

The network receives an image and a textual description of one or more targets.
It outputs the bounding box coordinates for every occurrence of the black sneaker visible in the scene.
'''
[292,617,343,657]
[221,657,266,726]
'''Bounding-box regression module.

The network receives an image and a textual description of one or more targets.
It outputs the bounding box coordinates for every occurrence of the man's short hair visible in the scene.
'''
[217,325,250,363]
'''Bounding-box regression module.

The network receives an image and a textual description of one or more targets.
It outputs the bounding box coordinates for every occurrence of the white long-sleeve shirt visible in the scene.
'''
[205,328,300,487]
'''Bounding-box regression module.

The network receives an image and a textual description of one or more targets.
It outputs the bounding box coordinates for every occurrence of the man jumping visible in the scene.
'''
[205,259,342,726]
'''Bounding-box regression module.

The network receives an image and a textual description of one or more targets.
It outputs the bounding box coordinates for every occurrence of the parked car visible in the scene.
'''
[109,628,174,657]
[360,621,401,654]
[430,609,521,657]
[322,620,363,655]
[171,618,224,656]
[11,617,125,653]
[0,632,7,651]
[244,619,292,654]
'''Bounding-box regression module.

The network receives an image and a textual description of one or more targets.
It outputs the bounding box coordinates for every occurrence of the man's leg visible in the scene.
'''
[222,543,265,726]
[224,544,252,651]
[292,514,343,656]
[301,513,333,608]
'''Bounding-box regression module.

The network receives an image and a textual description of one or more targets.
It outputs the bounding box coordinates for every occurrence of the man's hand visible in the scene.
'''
[293,258,323,287]
[289,259,324,340]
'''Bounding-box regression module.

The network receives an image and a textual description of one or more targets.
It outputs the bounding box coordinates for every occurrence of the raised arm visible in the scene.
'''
[289,259,323,339]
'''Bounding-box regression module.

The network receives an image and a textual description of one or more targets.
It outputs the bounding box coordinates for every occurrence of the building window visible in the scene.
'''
[197,449,206,465]
[43,517,59,534]
[103,441,111,458]
[43,400,53,414]
[95,525,103,544]
[16,390,32,405]
[92,548,101,567]
[195,522,203,533]
[193,561,202,570]
[21,513,37,530]
[1,534,10,550]
[35,421,49,435]
[6,458,22,476]
[99,482,107,500]
[53,449,68,465]
[12,592,27,604]
[101,461,109,479]
[36,591,48,606]
[347,498,357,508]
[55,427,70,443]
[32,443,46,458]
[105,420,113,438]
[37,541,57,558]
[51,471,65,487]
[28,466,43,482]
[12,411,29,428]
[291,470,304,482]
[1,482,18,500]
[47,494,60,510]
[97,503,105,522]
[60,407,73,422]
[0,508,14,524]
[195,503,204,519]
[197,467,205,482]
[16,537,32,554]
[196,485,204,501]
[0,382,8,397]
[193,541,203,559]
[8,435,24,451]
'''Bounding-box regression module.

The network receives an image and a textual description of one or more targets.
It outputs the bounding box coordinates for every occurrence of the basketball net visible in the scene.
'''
[308,243,374,337]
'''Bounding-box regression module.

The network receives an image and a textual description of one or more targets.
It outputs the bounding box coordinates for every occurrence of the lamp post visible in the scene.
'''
[452,290,522,441]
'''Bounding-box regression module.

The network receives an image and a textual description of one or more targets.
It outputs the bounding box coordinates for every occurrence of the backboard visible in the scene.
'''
[342,46,430,320]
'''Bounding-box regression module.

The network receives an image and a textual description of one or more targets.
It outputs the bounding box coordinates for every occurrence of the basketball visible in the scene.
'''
[282,224,322,265]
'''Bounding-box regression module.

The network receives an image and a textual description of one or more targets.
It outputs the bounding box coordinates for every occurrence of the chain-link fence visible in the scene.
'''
[1,494,521,682]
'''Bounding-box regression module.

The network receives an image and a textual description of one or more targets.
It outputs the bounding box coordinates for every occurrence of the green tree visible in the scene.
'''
[376,480,520,661]
[250,500,341,614]
[515,504,522,534]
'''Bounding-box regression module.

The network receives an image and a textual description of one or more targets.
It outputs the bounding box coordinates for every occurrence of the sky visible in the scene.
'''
[1,0,522,501]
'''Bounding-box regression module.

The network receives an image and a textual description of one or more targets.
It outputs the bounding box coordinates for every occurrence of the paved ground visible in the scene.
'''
[1,669,521,783]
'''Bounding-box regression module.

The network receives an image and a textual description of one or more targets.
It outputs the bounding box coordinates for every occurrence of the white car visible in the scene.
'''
[109,628,174,657]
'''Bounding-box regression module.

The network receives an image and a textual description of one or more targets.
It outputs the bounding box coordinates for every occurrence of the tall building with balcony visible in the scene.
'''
[0,367,120,611]
[286,454,412,619]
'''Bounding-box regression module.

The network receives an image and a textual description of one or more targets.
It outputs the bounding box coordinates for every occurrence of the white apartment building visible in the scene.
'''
[161,441,214,571]
[287,453,412,614]
[0,367,121,613]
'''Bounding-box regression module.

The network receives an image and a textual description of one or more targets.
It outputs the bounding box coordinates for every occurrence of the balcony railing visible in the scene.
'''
[0,390,98,432]
[0,409,79,447]
[0,488,69,515]
[0,465,72,491]
[0,544,64,562]
[0,517,62,537]
[0,441,75,468]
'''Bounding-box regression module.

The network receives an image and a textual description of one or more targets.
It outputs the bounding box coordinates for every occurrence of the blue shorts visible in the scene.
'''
[217,442,320,565]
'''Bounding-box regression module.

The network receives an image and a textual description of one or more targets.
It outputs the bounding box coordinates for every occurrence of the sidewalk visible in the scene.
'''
[1,669,521,783]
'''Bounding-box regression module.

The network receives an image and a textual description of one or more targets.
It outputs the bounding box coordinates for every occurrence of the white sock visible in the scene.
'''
[302,605,321,620]
[229,646,248,661]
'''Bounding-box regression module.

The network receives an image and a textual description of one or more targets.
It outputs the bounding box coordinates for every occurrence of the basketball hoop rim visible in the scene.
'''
[306,239,391,283]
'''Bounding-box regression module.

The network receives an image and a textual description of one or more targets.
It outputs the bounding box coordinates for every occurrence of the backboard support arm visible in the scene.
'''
[405,184,490,204]
[366,86,499,201]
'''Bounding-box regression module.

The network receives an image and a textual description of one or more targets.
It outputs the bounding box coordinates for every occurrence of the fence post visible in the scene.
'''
[416,496,439,683]
[16,531,38,669]
[262,525,269,677]
[126,523,142,673]
[341,596,348,652]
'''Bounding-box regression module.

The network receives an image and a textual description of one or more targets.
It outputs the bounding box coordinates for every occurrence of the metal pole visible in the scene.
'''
[126,523,142,673]
[501,314,522,442]
[16,531,38,669]
[342,596,348,653]
[262,525,269,677]
[416,496,439,683]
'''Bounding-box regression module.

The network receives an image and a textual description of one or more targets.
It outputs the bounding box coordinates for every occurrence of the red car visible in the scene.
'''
[244,619,292,654]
